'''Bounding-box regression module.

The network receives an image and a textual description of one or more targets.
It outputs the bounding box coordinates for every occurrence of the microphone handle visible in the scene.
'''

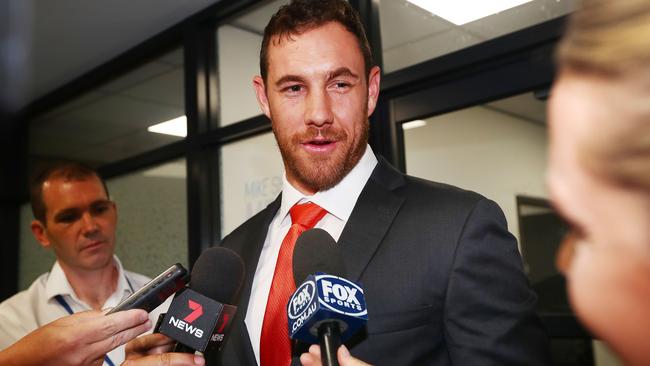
[318,322,341,366]
[173,342,196,353]
[153,313,166,333]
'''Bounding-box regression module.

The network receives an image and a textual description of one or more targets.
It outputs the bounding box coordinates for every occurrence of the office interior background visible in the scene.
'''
[0,0,623,364]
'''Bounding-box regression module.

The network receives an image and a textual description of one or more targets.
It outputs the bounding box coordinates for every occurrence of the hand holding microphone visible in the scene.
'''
[288,228,369,366]
[0,263,191,366]
[123,333,204,366]
[301,344,372,366]
[0,309,151,366]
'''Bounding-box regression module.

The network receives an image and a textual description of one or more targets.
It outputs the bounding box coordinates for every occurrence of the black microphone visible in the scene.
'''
[158,246,245,354]
[288,228,368,366]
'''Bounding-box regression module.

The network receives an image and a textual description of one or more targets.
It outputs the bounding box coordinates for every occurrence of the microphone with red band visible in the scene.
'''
[288,228,368,366]
[158,246,245,353]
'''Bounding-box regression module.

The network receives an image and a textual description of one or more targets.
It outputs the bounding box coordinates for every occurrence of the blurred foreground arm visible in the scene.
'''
[0,309,151,366]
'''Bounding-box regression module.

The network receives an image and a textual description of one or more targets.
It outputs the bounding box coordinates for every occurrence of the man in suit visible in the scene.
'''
[124,1,550,365]
[214,1,551,365]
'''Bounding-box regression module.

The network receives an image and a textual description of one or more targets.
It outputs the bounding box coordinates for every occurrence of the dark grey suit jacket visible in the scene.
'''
[210,158,551,365]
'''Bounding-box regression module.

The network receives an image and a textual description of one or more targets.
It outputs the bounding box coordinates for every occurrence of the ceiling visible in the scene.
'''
[6,0,223,110]
[380,0,575,72]
[24,0,569,166]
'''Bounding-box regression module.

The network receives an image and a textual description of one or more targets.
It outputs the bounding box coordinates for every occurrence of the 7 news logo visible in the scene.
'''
[168,299,205,338]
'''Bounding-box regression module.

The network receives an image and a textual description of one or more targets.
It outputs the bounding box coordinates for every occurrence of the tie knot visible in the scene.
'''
[289,202,327,229]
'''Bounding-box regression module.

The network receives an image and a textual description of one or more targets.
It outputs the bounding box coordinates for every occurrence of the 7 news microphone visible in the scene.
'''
[157,246,245,354]
[288,228,368,366]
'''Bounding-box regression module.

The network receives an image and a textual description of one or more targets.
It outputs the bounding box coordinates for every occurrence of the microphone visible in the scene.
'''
[288,228,368,366]
[158,246,245,354]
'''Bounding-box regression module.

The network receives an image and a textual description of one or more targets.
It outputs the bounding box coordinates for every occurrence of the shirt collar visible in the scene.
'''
[279,144,378,225]
[45,255,132,303]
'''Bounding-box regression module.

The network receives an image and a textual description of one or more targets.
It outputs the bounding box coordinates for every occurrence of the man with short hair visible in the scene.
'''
[0,162,162,366]
[213,1,551,365]
[125,1,551,365]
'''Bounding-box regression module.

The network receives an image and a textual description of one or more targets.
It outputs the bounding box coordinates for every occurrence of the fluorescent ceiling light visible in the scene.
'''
[402,119,427,130]
[147,116,187,137]
[407,0,534,25]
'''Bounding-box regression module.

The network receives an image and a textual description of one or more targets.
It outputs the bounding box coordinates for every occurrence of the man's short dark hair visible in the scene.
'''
[30,162,109,224]
[260,0,374,81]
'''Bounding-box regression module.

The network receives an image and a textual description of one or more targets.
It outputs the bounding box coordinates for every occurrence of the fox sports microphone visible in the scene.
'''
[288,228,368,366]
[159,246,245,353]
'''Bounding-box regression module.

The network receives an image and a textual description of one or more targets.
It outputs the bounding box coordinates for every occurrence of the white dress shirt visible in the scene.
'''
[0,255,167,366]
[245,144,378,365]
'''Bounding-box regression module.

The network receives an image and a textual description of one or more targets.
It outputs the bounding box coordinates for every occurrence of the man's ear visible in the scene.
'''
[366,66,381,117]
[111,200,117,218]
[31,220,51,249]
[253,75,272,119]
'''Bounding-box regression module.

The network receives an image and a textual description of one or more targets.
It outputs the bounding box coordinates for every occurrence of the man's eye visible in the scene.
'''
[286,85,302,93]
[91,204,110,216]
[57,214,79,223]
[331,82,351,91]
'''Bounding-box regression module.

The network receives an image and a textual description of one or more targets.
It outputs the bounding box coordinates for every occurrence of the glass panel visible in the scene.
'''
[217,0,289,127]
[403,92,548,242]
[17,159,188,287]
[220,132,283,237]
[29,47,185,166]
[108,159,189,277]
[379,0,577,73]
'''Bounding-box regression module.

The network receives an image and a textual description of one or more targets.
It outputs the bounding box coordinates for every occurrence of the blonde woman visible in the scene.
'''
[547,0,650,364]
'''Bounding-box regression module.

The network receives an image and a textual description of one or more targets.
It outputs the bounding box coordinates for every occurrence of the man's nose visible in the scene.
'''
[80,212,99,234]
[305,89,333,127]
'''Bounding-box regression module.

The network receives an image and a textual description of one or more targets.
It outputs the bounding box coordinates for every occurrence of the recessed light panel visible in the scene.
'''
[407,0,534,25]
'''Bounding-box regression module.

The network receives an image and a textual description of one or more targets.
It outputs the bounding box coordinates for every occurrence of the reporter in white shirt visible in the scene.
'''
[0,162,165,366]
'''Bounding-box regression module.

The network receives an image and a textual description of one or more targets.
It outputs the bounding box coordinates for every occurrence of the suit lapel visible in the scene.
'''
[226,195,280,366]
[338,158,405,281]
[238,195,281,318]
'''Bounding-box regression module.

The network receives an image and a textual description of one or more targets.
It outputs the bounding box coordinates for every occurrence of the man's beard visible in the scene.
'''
[273,119,369,193]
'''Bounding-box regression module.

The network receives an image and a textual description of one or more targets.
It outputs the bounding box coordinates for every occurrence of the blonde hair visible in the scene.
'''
[556,0,650,192]
[557,0,650,75]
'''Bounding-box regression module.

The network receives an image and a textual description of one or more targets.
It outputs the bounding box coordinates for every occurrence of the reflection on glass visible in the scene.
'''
[379,0,576,73]
[29,47,185,166]
[402,92,548,242]
[217,0,288,127]
[220,132,283,237]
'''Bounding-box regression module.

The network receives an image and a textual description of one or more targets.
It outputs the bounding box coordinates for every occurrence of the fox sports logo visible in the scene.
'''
[317,275,367,316]
[288,280,316,320]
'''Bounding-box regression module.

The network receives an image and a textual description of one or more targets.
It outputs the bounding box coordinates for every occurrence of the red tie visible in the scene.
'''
[260,202,327,366]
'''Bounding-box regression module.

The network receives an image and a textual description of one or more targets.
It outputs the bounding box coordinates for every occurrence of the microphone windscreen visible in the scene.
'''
[292,228,346,286]
[191,247,245,305]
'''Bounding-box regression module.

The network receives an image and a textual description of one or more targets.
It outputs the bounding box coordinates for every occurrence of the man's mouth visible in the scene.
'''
[302,138,337,152]
[82,240,105,251]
